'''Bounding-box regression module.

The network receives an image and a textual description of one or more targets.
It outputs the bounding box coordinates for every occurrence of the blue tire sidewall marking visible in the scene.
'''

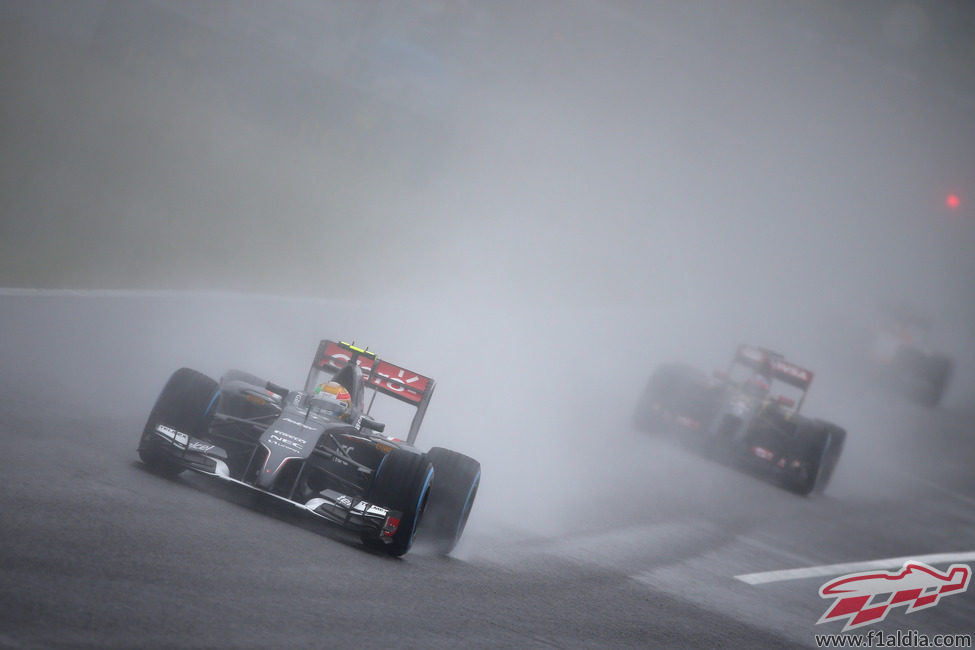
[203,390,220,419]
[409,467,435,545]
[455,470,480,539]
[373,453,388,483]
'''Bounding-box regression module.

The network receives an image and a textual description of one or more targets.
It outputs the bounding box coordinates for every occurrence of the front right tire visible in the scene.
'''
[783,421,845,496]
[919,355,953,408]
[138,367,219,477]
[633,364,709,432]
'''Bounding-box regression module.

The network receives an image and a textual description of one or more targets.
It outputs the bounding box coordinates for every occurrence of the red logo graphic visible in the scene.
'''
[818,561,971,631]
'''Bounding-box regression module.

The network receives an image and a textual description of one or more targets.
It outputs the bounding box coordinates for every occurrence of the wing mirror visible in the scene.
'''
[360,417,385,433]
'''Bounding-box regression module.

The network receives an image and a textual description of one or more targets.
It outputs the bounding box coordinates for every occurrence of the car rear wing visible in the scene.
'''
[304,340,436,444]
[731,344,814,410]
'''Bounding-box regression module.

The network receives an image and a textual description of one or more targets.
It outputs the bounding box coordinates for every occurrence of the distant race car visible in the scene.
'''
[137,340,480,557]
[867,304,953,408]
[633,344,845,495]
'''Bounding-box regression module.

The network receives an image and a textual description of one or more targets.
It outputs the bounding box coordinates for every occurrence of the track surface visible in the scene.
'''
[1,293,973,648]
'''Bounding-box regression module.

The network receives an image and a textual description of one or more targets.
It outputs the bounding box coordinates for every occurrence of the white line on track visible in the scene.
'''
[736,551,975,585]
[0,287,259,298]
[0,287,358,304]
[0,287,173,297]
[912,476,975,508]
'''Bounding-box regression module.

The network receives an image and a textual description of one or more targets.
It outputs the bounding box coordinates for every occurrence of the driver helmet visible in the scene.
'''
[744,373,771,398]
[315,380,351,413]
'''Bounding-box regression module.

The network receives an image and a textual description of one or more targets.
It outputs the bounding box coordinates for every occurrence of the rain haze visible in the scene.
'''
[1,2,974,647]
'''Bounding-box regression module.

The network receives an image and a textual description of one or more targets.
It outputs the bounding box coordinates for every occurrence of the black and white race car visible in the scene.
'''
[867,304,954,408]
[634,345,846,495]
[137,340,480,557]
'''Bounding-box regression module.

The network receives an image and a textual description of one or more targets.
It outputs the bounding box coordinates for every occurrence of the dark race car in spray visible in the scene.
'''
[138,340,480,557]
[634,344,846,495]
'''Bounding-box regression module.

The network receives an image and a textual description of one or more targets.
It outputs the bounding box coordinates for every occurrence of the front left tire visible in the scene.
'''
[421,447,480,556]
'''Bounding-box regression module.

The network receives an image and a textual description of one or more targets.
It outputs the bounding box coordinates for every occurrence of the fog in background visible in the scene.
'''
[2,1,974,540]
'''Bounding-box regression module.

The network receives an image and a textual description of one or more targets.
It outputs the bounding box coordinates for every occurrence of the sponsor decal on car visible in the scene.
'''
[155,424,189,449]
[335,495,354,509]
[245,394,267,406]
[282,417,319,431]
[155,424,177,438]
[188,441,215,453]
[369,361,428,401]
[772,360,812,384]
[267,430,307,453]
[317,341,432,404]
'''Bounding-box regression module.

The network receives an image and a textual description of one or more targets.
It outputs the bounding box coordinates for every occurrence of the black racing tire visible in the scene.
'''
[812,425,846,494]
[421,447,481,556]
[919,355,953,408]
[361,448,434,557]
[633,364,708,432]
[138,367,219,478]
[783,421,844,496]
[632,376,663,431]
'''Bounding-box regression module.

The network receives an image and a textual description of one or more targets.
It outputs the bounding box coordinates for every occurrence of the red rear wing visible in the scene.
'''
[313,340,433,404]
[733,344,814,391]
[305,340,436,443]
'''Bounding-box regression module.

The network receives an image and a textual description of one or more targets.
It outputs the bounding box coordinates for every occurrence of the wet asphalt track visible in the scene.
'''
[1,293,973,648]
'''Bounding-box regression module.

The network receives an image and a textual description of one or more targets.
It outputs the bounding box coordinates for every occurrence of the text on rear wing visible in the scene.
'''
[315,340,431,404]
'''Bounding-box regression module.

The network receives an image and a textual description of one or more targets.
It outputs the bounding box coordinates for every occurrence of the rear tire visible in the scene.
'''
[421,447,480,555]
[360,449,434,557]
[920,355,953,408]
[813,425,845,494]
[138,368,219,477]
[634,364,708,432]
